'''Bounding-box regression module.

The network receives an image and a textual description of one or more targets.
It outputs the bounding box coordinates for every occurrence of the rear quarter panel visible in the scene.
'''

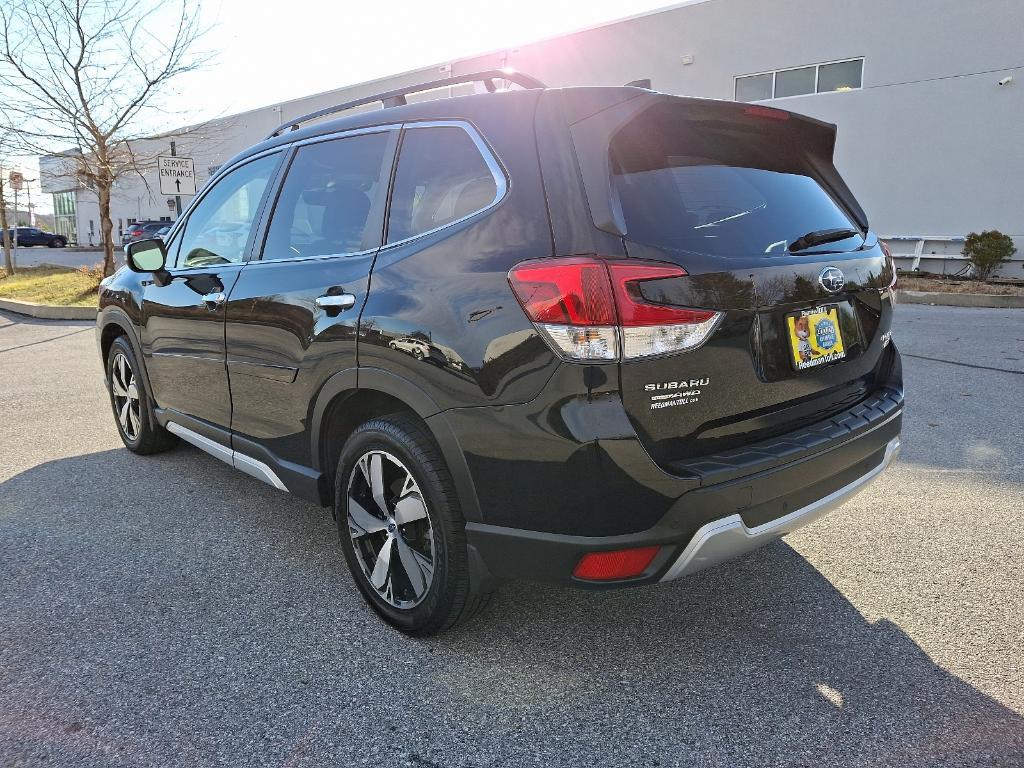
[359,95,559,409]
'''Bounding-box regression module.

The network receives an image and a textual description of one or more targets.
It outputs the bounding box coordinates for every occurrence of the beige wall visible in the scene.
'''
[48,0,1024,272]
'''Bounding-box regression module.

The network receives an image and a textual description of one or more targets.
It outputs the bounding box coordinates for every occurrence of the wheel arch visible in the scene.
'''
[311,367,482,522]
[98,310,146,381]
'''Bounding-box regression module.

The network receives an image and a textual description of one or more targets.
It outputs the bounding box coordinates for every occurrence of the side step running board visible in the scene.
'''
[166,422,288,492]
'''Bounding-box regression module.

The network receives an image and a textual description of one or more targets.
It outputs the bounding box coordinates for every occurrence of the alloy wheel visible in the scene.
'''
[347,450,435,609]
[110,352,141,441]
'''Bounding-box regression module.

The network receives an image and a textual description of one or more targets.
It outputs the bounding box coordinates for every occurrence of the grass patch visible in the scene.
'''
[897,276,1024,296]
[0,265,103,307]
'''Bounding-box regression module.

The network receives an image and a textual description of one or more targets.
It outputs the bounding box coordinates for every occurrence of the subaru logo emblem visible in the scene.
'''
[819,266,845,293]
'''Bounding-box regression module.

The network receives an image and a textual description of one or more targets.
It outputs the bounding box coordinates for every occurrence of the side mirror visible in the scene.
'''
[125,238,167,273]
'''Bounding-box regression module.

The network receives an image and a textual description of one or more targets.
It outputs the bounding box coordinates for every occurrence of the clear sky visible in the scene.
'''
[14,0,675,216]
[179,0,673,121]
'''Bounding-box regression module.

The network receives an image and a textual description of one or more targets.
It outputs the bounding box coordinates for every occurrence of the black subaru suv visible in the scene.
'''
[97,71,902,635]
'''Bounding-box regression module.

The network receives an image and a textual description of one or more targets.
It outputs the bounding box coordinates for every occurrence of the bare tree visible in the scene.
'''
[0,0,208,275]
[0,141,13,274]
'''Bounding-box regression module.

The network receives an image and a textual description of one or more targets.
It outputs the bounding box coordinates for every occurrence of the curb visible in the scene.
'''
[0,297,98,320]
[897,290,1024,308]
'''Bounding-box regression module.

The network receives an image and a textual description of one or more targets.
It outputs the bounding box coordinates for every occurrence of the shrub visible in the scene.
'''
[963,230,1016,281]
[77,263,106,286]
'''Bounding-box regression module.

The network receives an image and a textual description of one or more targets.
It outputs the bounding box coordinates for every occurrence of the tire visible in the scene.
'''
[105,336,178,455]
[335,413,492,635]
[48,238,65,248]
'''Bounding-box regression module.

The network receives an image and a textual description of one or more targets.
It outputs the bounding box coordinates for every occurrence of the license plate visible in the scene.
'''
[786,305,847,371]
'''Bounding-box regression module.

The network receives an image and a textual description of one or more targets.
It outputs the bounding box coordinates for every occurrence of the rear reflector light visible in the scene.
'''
[573,546,661,581]
[508,257,723,361]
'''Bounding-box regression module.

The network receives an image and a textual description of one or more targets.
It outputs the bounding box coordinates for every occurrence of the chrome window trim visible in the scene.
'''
[252,248,378,267]
[250,119,508,265]
[289,122,402,148]
[380,119,509,252]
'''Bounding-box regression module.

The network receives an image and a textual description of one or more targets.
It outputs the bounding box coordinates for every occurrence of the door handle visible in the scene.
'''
[315,293,356,315]
[202,291,226,310]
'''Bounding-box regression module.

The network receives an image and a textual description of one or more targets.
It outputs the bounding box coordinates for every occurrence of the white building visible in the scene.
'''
[39,0,1024,275]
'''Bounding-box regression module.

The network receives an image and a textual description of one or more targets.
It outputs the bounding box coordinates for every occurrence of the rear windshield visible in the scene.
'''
[609,104,862,257]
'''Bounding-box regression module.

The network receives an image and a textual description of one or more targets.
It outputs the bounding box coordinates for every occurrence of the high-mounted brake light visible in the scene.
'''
[508,257,723,361]
[743,105,790,121]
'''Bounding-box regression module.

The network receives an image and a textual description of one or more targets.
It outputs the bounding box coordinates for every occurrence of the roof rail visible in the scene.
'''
[265,69,547,139]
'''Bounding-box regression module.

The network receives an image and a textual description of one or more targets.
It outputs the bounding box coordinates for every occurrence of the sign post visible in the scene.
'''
[158,146,196,217]
[8,171,22,266]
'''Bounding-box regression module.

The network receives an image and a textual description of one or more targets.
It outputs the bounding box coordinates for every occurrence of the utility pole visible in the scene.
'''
[0,170,12,274]
[170,141,182,218]
[11,185,18,268]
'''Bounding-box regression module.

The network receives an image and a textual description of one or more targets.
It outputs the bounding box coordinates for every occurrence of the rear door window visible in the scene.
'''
[609,104,862,257]
[262,130,394,260]
[386,125,499,244]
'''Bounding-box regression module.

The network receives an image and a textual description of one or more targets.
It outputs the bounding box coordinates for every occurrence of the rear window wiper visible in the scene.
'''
[788,228,859,253]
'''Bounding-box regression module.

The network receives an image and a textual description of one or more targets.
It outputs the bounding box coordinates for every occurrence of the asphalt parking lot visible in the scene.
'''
[0,304,1022,767]
[10,248,117,270]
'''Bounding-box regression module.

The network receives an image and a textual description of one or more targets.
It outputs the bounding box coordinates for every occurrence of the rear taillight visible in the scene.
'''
[508,257,723,361]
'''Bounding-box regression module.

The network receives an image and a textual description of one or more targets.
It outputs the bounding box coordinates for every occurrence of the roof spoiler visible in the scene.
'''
[565,92,869,237]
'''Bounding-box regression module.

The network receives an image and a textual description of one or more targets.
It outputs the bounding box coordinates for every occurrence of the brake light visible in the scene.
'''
[506,258,616,325]
[743,105,790,121]
[573,546,661,581]
[508,257,723,361]
[508,257,617,360]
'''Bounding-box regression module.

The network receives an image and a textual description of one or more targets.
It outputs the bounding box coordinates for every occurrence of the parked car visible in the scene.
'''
[388,337,430,359]
[154,225,171,239]
[97,71,902,635]
[5,227,67,247]
[121,221,166,247]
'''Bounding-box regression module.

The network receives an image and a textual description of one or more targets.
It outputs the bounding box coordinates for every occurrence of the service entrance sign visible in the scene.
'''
[157,155,196,196]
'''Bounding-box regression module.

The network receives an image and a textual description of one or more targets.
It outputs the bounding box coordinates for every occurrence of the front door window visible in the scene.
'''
[173,154,279,269]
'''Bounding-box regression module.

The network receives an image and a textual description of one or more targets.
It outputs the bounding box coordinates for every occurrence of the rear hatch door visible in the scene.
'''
[574,95,895,467]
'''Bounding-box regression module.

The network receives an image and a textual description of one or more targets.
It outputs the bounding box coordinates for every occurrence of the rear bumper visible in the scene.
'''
[463,390,902,588]
[659,435,899,581]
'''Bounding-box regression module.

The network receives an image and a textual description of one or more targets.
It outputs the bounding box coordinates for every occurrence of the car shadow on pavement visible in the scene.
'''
[1,445,1022,767]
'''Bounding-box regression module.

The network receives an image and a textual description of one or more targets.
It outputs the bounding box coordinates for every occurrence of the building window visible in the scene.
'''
[734,73,773,103]
[774,66,816,98]
[51,190,77,244]
[735,58,864,102]
[817,59,863,93]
